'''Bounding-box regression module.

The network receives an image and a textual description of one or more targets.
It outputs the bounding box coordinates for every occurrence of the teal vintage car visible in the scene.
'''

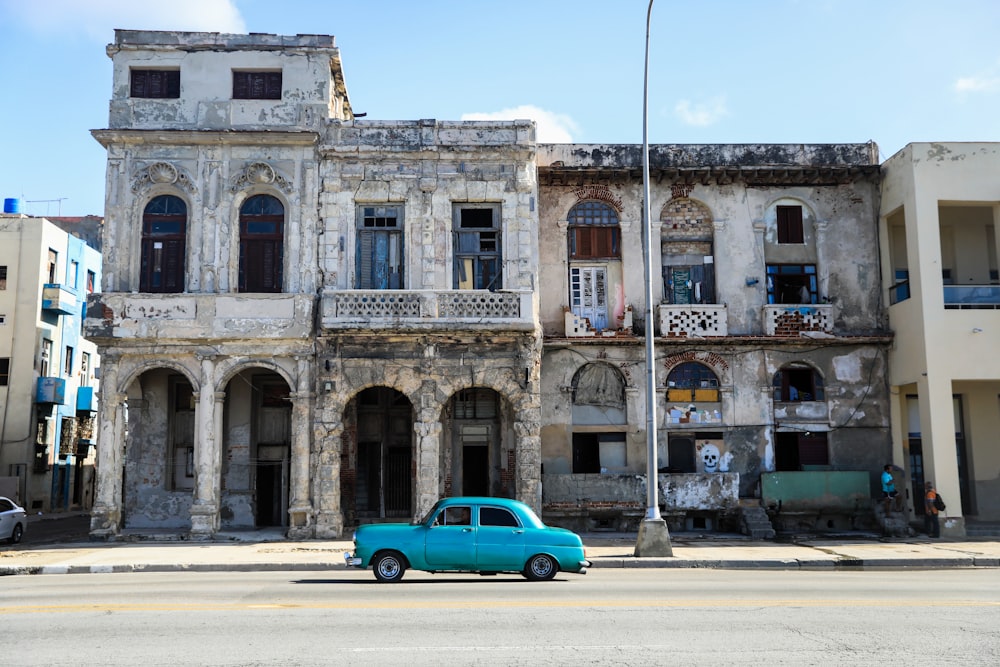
[344,497,591,583]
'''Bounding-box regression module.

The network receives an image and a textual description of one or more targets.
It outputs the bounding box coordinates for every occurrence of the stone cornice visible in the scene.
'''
[91,129,319,148]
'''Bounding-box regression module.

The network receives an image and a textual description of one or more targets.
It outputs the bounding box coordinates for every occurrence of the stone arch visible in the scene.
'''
[214,356,297,395]
[660,198,716,305]
[117,358,200,396]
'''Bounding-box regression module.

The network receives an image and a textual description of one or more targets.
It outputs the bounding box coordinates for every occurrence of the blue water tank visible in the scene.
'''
[3,198,21,214]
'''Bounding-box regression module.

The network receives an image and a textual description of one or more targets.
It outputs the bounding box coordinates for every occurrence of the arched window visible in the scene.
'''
[773,364,825,402]
[571,363,627,474]
[568,201,620,260]
[238,194,284,293]
[140,195,187,293]
[666,362,719,402]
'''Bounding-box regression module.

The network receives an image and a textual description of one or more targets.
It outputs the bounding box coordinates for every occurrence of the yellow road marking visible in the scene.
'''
[1,599,998,615]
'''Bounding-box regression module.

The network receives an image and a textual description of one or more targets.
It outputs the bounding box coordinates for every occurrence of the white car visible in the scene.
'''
[0,496,26,544]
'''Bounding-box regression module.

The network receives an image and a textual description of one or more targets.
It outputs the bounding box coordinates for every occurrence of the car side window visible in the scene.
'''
[0,499,12,511]
[443,506,472,526]
[480,507,519,527]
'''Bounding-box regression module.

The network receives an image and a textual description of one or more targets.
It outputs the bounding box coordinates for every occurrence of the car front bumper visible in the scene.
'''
[344,552,362,567]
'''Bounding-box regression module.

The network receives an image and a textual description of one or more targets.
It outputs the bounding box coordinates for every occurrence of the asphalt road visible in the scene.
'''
[1,568,997,666]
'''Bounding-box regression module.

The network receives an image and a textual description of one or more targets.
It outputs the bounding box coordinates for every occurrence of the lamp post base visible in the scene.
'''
[634,517,673,557]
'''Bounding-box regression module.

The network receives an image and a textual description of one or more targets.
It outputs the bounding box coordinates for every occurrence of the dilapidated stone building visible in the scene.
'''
[86,30,893,540]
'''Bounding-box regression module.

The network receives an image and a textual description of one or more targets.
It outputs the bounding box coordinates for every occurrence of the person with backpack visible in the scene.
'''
[924,481,943,538]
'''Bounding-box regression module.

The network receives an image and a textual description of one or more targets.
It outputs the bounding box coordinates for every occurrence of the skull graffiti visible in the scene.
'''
[700,443,720,473]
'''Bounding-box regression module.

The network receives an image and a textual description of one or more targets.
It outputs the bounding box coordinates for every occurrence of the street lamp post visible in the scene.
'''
[634,0,673,557]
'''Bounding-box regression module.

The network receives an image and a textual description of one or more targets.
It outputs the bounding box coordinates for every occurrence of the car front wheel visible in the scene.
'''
[10,523,23,544]
[373,551,406,583]
[523,553,557,581]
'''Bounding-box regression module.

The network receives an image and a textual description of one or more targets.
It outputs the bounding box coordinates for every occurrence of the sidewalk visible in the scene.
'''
[2,527,999,576]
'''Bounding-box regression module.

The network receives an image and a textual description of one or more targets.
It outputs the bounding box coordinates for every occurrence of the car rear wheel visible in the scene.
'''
[373,551,406,583]
[10,523,23,544]
[523,553,557,581]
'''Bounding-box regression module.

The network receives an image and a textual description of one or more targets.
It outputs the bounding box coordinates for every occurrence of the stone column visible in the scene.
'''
[413,418,442,520]
[190,353,219,537]
[287,384,315,538]
[514,419,542,515]
[90,356,123,539]
[314,418,344,538]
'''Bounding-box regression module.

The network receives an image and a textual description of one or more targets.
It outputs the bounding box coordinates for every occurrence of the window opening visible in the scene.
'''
[356,205,403,289]
[233,71,282,100]
[773,366,824,402]
[239,195,284,293]
[63,346,73,377]
[766,264,817,304]
[453,205,501,290]
[140,195,187,293]
[0,265,6,290]
[40,339,52,377]
[47,250,57,284]
[568,201,620,259]
[0,358,9,386]
[130,70,180,98]
[776,205,804,244]
[666,362,720,402]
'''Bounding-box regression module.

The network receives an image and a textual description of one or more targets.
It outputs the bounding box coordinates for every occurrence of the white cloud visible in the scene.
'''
[955,75,1000,93]
[3,0,245,41]
[461,105,579,143]
[674,96,729,127]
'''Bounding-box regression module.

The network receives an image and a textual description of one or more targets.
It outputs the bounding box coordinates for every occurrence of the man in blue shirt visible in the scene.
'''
[881,464,902,513]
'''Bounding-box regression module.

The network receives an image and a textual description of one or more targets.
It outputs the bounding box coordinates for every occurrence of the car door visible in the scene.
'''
[0,498,13,536]
[424,505,476,568]
[475,505,526,570]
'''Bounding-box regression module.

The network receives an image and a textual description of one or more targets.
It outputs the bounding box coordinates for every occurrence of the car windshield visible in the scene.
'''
[414,500,444,525]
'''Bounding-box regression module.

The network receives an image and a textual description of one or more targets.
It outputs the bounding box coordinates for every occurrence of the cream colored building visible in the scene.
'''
[881,143,1000,536]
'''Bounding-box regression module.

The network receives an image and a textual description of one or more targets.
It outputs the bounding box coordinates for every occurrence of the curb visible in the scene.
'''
[3,557,997,576]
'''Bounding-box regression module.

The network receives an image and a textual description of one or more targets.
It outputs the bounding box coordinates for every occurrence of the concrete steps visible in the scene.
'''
[740,505,776,540]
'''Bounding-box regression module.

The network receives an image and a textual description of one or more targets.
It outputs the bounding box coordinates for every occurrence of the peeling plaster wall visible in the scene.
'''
[107,31,345,131]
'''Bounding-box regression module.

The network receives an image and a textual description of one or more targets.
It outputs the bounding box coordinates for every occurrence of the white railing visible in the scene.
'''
[322,289,533,329]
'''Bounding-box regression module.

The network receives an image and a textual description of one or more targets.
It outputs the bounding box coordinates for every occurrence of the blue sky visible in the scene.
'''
[1,0,999,217]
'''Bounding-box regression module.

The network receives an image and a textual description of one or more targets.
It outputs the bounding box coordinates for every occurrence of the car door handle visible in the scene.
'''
[513,530,524,535]
[462,528,473,533]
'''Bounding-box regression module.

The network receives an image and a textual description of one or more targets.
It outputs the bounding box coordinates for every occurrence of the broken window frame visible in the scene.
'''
[766,263,817,304]
[773,365,825,402]
[666,362,720,402]
[356,205,404,289]
[453,204,501,291]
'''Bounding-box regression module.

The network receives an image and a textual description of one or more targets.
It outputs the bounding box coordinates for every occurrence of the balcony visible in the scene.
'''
[320,289,535,333]
[42,284,78,314]
[944,285,1000,309]
[76,386,97,412]
[658,304,727,337]
[36,377,67,404]
[763,304,833,336]
[84,293,315,344]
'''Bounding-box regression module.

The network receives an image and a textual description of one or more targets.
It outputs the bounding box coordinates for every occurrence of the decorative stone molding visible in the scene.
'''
[230,161,293,194]
[131,161,195,194]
